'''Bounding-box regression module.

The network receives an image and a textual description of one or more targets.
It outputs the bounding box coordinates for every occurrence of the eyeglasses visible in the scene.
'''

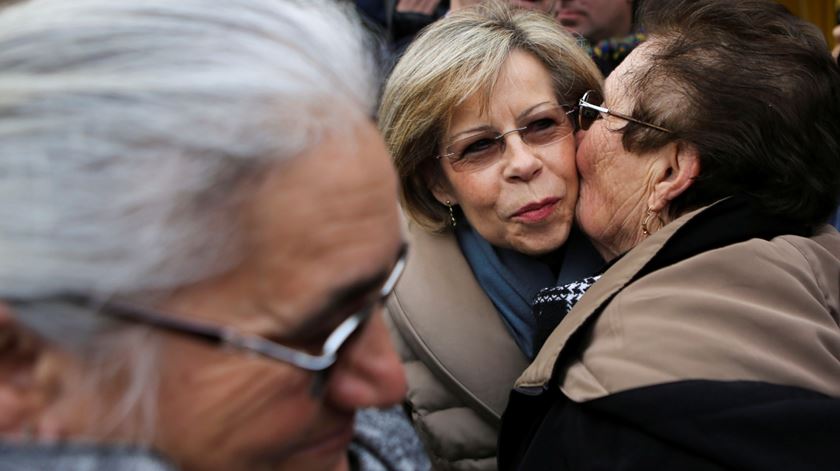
[12,246,408,397]
[436,104,575,172]
[577,90,672,133]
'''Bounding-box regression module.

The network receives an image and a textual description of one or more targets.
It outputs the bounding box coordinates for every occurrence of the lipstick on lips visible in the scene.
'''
[511,197,561,224]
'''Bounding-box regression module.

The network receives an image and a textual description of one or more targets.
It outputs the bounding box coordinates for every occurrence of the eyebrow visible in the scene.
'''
[277,243,407,340]
[447,101,555,142]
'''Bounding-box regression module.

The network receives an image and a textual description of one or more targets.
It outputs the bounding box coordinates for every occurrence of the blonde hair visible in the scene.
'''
[379,1,602,231]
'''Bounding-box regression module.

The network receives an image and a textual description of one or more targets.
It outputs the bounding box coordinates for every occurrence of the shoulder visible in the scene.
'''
[562,227,840,401]
[385,223,522,470]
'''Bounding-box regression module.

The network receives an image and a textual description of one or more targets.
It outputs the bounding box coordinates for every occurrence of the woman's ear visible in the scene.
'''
[423,164,458,206]
[647,142,700,213]
[0,303,61,437]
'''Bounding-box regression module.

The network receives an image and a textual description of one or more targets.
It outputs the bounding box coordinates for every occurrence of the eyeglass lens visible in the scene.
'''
[443,105,573,172]
[578,90,603,131]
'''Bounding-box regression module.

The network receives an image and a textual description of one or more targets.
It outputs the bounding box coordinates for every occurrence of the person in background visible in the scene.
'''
[555,0,643,75]
[378,2,603,469]
[0,0,425,470]
[499,0,840,469]
[385,0,556,60]
[555,0,632,43]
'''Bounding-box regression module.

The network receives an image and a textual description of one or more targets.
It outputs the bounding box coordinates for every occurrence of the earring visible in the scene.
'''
[641,208,657,237]
[445,200,457,228]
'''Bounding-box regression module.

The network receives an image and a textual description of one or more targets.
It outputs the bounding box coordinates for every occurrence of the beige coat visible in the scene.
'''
[516,205,840,400]
[385,222,528,471]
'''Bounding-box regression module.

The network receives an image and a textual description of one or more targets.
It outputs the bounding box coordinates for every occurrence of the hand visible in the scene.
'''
[395,0,442,14]
[832,25,840,61]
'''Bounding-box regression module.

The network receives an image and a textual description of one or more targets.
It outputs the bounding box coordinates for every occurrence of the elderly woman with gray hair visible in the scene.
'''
[0,0,430,470]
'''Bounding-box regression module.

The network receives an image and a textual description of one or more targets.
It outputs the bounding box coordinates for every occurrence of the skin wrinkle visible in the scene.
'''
[124,122,405,471]
[575,44,674,260]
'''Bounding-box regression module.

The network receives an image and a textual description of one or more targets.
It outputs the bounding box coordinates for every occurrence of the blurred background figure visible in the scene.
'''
[0,0,425,470]
[555,0,632,43]
[382,0,556,61]
[555,0,643,75]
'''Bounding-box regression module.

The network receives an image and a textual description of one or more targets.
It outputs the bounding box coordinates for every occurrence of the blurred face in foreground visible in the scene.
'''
[147,120,407,471]
[0,119,407,470]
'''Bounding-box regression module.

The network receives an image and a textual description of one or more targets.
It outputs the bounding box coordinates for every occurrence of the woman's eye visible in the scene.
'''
[528,117,557,133]
[460,138,496,158]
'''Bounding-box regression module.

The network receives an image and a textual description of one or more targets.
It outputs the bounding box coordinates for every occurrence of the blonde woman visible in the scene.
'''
[379,3,602,469]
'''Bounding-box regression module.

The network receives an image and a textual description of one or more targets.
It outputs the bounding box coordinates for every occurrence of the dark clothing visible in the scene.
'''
[385,0,448,54]
[501,380,840,471]
[356,0,388,29]
[585,33,646,77]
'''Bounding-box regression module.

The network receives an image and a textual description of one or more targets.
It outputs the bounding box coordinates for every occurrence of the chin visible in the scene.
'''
[512,226,572,256]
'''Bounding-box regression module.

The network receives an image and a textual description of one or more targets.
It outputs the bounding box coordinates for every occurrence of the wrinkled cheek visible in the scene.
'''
[575,184,599,232]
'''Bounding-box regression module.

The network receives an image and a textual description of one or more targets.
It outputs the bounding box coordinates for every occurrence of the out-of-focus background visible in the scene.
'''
[776,0,838,49]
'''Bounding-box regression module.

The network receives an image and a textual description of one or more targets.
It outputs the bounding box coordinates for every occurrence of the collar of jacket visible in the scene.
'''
[388,221,529,423]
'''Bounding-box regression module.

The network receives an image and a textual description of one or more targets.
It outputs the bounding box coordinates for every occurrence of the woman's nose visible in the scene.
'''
[324,309,407,411]
[503,135,543,182]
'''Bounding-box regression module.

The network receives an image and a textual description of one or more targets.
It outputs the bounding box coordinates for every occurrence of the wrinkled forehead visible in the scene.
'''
[241,121,402,316]
[603,40,658,107]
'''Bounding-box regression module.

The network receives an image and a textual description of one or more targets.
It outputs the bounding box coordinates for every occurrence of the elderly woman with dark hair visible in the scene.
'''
[0,0,428,470]
[499,0,840,469]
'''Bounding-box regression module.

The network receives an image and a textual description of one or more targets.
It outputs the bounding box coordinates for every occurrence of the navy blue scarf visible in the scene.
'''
[455,223,602,359]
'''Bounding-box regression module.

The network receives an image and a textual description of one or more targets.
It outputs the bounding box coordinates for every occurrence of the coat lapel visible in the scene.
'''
[388,222,529,423]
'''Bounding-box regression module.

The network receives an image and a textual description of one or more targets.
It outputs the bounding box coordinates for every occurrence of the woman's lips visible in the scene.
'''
[511,197,561,224]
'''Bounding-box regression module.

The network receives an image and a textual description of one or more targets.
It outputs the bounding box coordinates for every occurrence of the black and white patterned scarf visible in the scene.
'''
[531,275,601,352]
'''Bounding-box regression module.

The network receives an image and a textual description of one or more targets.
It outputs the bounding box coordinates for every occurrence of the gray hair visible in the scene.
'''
[0,0,377,299]
[0,0,376,444]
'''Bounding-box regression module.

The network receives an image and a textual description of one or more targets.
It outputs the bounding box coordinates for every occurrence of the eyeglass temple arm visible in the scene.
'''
[227,247,407,371]
[578,101,672,133]
[69,296,329,371]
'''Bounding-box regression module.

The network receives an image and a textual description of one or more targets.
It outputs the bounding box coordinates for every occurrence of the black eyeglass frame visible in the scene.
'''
[577,90,672,134]
[11,245,408,396]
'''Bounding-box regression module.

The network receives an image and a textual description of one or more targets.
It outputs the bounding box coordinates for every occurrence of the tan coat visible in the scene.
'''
[517,205,840,400]
[386,223,528,471]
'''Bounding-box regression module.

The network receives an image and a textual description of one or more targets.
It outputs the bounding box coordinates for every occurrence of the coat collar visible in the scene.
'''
[515,203,711,391]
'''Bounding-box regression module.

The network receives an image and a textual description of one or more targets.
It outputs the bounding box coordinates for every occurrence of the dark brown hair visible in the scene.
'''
[626,0,840,225]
